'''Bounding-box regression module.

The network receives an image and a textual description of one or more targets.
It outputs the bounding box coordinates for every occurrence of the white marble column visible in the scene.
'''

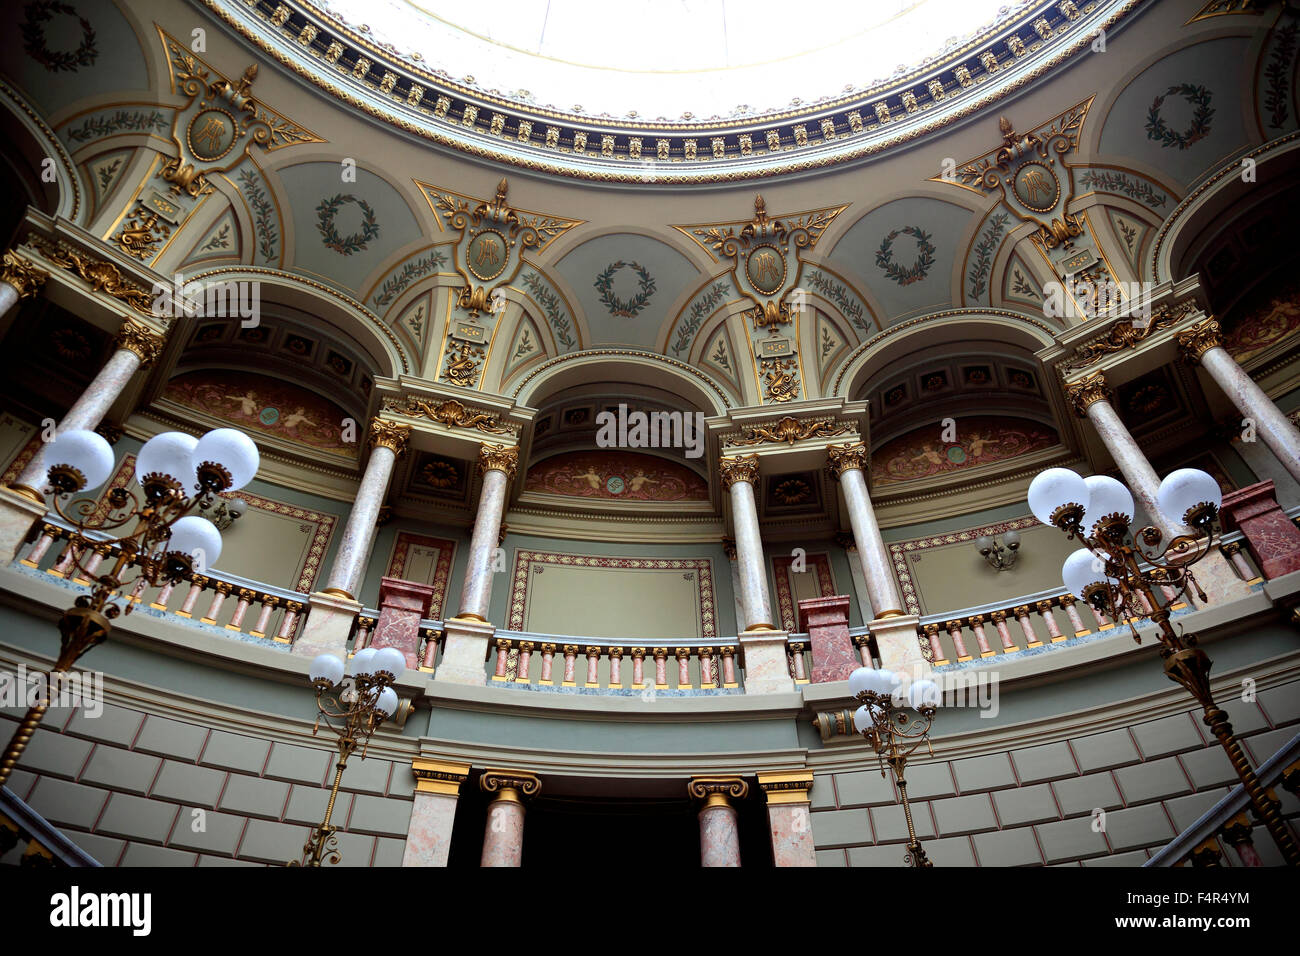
[827,444,903,618]
[1067,371,1249,605]
[438,443,518,685]
[401,759,470,867]
[688,777,747,867]
[1178,319,1300,485]
[479,770,539,867]
[720,454,773,631]
[323,420,410,599]
[11,320,164,496]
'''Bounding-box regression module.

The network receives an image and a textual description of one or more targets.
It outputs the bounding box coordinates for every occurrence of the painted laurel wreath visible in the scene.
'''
[875,226,936,287]
[1145,83,1214,150]
[22,0,98,73]
[316,194,380,255]
[593,260,656,318]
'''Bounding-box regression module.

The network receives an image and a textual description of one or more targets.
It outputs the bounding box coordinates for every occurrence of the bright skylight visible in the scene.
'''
[309,0,1026,120]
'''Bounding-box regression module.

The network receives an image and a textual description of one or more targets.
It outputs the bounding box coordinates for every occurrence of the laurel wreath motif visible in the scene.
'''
[875,226,936,286]
[316,194,380,255]
[1145,83,1214,150]
[22,1,98,73]
[593,260,656,318]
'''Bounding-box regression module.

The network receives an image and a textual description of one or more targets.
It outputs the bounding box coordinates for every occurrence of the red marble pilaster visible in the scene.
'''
[369,576,436,669]
[1220,480,1300,580]
[798,595,857,683]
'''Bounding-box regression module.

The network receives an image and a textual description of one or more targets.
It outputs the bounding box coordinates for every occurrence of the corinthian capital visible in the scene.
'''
[1175,318,1223,366]
[1064,370,1111,417]
[718,453,760,489]
[826,442,869,478]
[114,319,167,368]
[478,442,519,480]
[369,418,411,456]
[0,251,48,299]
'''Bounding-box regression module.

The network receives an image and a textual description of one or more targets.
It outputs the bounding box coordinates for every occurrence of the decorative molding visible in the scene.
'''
[380,395,515,436]
[25,236,157,316]
[722,415,857,447]
[826,442,869,478]
[1175,317,1224,365]
[0,251,48,299]
[1059,300,1198,372]
[114,319,167,368]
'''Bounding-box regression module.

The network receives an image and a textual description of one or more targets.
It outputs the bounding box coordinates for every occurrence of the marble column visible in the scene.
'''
[1178,318,1300,485]
[479,769,540,867]
[1065,371,1250,605]
[720,454,793,694]
[294,420,410,658]
[757,771,817,867]
[439,443,518,685]
[0,249,48,335]
[369,577,435,669]
[401,758,470,867]
[688,776,747,867]
[828,443,929,679]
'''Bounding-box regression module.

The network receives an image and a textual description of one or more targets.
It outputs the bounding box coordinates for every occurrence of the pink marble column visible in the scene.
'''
[352,616,373,651]
[539,643,556,684]
[561,645,578,685]
[456,447,516,622]
[990,610,1016,652]
[1220,481,1300,579]
[720,646,737,687]
[945,620,971,661]
[200,583,231,625]
[402,759,470,867]
[150,580,177,612]
[1013,605,1041,648]
[631,648,646,687]
[324,426,407,599]
[676,648,692,688]
[758,772,817,867]
[248,596,277,637]
[696,647,712,688]
[516,641,534,684]
[226,589,254,631]
[1059,595,1089,635]
[788,644,807,682]
[479,771,540,867]
[969,615,994,657]
[922,624,946,664]
[19,525,58,568]
[1036,600,1064,642]
[688,777,747,867]
[1221,543,1256,582]
[830,450,905,619]
[797,595,859,682]
[174,578,207,617]
[721,456,774,630]
[492,639,511,681]
[369,576,435,670]
[586,647,602,687]
[653,648,669,687]
[606,646,621,687]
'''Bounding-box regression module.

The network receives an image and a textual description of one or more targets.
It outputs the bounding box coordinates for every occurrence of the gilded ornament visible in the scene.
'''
[718,454,760,489]
[368,418,411,456]
[479,768,542,799]
[114,320,167,367]
[1060,300,1196,371]
[687,776,749,802]
[826,442,869,477]
[0,251,48,299]
[762,357,800,402]
[383,395,510,434]
[1175,318,1224,365]
[478,443,519,480]
[113,205,170,261]
[1064,370,1112,417]
[726,416,855,447]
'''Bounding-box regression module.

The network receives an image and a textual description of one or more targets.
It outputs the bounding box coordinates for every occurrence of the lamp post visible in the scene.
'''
[849,667,941,868]
[289,647,403,866]
[0,427,259,789]
[1028,466,1300,866]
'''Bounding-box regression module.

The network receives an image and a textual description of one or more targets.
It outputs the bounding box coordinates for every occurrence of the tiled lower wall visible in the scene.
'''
[0,702,414,867]
[810,682,1300,866]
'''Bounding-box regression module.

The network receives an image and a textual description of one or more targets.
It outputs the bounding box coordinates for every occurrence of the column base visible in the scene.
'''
[291,591,362,658]
[738,629,795,694]
[868,614,932,684]
[0,486,46,564]
[436,616,494,686]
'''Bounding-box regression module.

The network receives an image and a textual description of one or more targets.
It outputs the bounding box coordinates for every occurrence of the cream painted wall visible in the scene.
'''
[520,562,711,640]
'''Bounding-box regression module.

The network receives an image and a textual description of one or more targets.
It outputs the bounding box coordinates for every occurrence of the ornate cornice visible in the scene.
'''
[722,415,857,448]
[369,418,411,456]
[114,319,167,367]
[826,442,869,478]
[1060,300,1199,372]
[1064,370,1112,417]
[0,251,48,299]
[25,236,157,316]
[478,442,519,480]
[480,768,541,801]
[718,454,760,490]
[380,395,515,435]
[1175,318,1224,365]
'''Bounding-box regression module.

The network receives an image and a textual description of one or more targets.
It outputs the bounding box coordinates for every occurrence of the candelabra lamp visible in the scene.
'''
[975,530,1020,571]
[0,427,259,789]
[1028,466,1299,866]
[849,667,941,867]
[290,647,403,866]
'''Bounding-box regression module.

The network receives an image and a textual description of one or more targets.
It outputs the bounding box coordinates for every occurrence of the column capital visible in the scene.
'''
[718,453,759,489]
[688,775,749,808]
[115,318,167,368]
[480,768,542,802]
[411,758,471,796]
[1175,317,1224,366]
[756,770,814,805]
[478,442,519,480]
[826,441,869,478]
[0,250,48,299]
[368,418,411,456]
[1064,369,1111,417]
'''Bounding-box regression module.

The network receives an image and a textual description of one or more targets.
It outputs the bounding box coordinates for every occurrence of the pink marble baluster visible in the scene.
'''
[1036,601,1064,642]
[631,648,645,687]
[421,629,439,670]
[788,643,807,681]
[127,575,148,605]
[607,647,621,687]
[49,543,78,578]
[923,624,946,664]
[945,620,970,661]
[174,578,207,618]
[562,645,578,685]
[676,648,691,688]
[74,546,107,585]
[353,617,372,651]
[1222,543,1256,582]
[201,584,231,624]
[277,601,302,642]
[1089,604,1112,629]
[248,597,277,637]
[1013,605,1041,649]
[586,647,601,687]
[653,648,669,688]
[19,526,58,568]
[1059,595,1089,636]
[969,615,995,657]
[226,589,254,631]
[516,641,533,683]
[720,646,737,687]
[698,647,714,688]
[990,611,1016,652]
[492,640,511,681]
[1135,590,1154,615]
[150,580,177,612]
[539,643,556,684]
